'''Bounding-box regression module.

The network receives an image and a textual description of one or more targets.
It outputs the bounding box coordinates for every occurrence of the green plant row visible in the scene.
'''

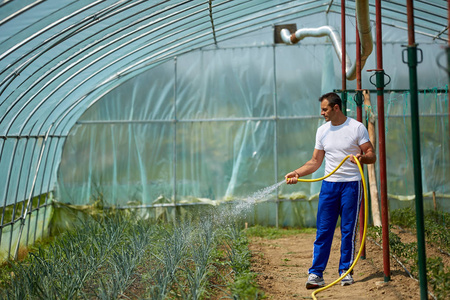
[368,207,450,300]
[0,208,266,299]
[222,222,265,300]
[390,207,450,253]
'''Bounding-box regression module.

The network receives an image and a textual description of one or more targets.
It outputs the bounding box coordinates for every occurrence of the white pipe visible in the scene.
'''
[280,0,373,81]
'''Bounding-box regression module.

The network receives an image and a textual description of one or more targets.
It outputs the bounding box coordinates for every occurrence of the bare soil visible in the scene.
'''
[249,229,435,300]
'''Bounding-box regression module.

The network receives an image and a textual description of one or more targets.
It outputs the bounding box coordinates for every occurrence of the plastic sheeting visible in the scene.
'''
[56,38,450,218]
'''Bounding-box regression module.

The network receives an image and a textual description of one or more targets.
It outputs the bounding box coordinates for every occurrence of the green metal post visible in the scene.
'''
[447,46,450,80]
[407,45,428,299]
[375,71,384,93]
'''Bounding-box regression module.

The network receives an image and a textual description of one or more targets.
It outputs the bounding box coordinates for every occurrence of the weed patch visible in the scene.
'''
[368,207,450,299]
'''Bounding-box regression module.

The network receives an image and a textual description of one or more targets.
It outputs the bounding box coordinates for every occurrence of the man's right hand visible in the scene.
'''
[285,171,299,184]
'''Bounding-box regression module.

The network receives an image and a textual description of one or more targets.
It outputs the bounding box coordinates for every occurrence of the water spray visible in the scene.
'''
[292,155,368,300]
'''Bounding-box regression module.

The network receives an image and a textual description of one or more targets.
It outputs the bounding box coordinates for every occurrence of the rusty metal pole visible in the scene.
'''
[341,0,347,114]
[374,0,391,282]
[355,18,366,259]
[356,22,362,122]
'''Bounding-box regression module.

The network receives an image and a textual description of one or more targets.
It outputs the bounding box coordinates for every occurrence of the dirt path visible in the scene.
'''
[249,230,427,300]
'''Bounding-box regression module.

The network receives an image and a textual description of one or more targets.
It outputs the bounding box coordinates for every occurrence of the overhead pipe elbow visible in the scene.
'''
[280,0,373,81]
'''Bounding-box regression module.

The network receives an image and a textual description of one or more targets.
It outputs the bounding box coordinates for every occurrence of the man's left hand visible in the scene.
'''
[350,154,362,164]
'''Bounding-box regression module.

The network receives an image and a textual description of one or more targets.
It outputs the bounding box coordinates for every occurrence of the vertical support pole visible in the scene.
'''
[3,140,20,259]
[406,1,427,298]
[375,0,391,282]
[273,44,279,228]
[33,137,51,244]
[447,0,450,168]
[355,19,365,259]
[43,137,62,239]
[341,0,347,116]
[173,57,178,224]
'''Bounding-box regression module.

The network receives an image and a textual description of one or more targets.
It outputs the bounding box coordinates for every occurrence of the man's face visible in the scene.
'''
[320,99,337,122]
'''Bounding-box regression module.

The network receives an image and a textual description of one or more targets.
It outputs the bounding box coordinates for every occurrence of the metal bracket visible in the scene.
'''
[353,90,363,106]
[367,69,391,88]
[401,45,423,65]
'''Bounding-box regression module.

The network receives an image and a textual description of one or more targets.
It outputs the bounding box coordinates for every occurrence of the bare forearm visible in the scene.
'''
[356,142,377,164]
[285,149,324,184]
[356,148,376,164]
[359,152,376,164]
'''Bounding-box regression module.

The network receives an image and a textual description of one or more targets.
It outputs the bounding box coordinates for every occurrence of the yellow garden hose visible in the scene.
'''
[295,155,368,300]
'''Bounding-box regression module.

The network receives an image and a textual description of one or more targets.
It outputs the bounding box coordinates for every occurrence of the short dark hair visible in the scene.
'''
[319,92,342,111]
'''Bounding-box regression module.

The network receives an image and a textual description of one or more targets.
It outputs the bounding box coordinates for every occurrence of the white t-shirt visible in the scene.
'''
[314,117,370,182]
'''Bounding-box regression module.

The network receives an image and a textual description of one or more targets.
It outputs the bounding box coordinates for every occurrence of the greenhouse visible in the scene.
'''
[0,0,449,299]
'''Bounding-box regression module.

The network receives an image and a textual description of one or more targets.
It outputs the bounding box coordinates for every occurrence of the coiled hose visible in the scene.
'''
[294,155,368,300]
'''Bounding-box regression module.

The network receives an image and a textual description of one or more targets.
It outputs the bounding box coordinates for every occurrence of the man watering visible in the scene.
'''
[285,92,376,289]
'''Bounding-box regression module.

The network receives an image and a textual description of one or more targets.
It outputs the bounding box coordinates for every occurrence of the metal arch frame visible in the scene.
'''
[41,2,336,137]
[2,0,447,138]
[0,1,201,129]
[371,4,447,40]
[0,0,180,80]
[0,0,105,62]
[0,0,46,26]
[0,124,49,258]
[27,11,215,136]
[45,1,329,136]
[333,8,449,43]
[2,0,274,137]
[330,1,448,43]
[0,0,311,91]
[1,1,447,79]
[3,0,309,138]
[4,2,212,136]
[208,0,218,45]
[29,137,59,244]
[0,0,175,114]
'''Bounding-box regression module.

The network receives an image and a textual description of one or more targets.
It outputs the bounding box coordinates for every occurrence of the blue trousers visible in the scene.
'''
[309,181,362,277]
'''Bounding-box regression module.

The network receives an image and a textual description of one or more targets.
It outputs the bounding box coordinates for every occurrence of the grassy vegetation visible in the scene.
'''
[244,224,316,239]
[368,207,450,300]
[0,208,265,299]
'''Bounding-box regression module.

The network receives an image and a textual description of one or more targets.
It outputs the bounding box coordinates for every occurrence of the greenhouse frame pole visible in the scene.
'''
[374,0,391,282]
[448,0,450,158]
[273,45,280,228]
[355,18,366,259]
[341,0,347,115]
[173,57,178,223]
[405,1,428,298]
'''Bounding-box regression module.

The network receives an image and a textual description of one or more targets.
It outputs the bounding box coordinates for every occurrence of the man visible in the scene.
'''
[285,92,376,289]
